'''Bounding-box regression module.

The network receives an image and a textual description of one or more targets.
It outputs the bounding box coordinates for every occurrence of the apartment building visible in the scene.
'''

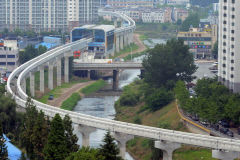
[218,0,240,92]
[0,40,19,75]
[0,0,100,32]
[177,24,218,59]
[107,0,154,8]
[142,10,164,23]
[173,8,189,22]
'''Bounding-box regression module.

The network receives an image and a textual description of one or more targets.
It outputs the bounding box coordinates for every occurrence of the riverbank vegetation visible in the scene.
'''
[80,79,106,95]
[110,43,139,59]
[61,93,81,111]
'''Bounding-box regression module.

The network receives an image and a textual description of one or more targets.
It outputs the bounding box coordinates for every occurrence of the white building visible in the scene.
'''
[165,0,189,5]
[0,0,100,32]
[0,40,19,75]
[213,3,219,12]
[142,10,164,23]
[218,0,240,92]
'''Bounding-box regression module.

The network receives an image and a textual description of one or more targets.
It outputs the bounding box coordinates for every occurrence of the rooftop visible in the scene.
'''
[93,25,115,32]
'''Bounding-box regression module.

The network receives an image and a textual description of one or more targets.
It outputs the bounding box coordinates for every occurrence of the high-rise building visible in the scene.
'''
[218,0,240,92]
[0,0,100,32]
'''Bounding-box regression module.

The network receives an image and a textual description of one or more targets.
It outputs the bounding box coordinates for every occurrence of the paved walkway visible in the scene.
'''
[118,33,147,58]
[48,81,95,107]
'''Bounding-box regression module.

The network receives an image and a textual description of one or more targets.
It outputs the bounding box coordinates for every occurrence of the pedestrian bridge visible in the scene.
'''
[6,10,240,160]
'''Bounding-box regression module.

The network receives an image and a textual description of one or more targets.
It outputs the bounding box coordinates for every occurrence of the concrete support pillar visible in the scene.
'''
[124,34,128,47]
[39,66,44,93]
[77,125,96,147]
[64,56,69,83]
[120,35,124,50]
[116,35,120,53]
[155,141,181,160]
[29,72,35,97]
[128,33,131,45]
[114,20,118,28]
[121,20,123,27]
[212,150,240,160]
[21,78,26,93]
[48,62,54,90]
[87,70,91,80]
[114,132,134,159]
[57,58,62,86]
[113,70,119,91]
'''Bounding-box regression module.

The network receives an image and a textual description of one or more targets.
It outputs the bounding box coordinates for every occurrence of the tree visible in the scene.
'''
[180,13,200,31]
[20,97,39,159]
[0,123,8,160]
[30,111,49,159]
[99,131,122,160]
[66,147,104,160]
[0,95,17,133]
[142,39,197,89]
[43,114,68,160]
[146,88,174,111]
[63,115,79,154]
[212,41,218,59]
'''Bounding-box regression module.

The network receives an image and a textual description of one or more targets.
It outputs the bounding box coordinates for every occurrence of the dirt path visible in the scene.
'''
[118,33,147,58]
[48,81,95,107]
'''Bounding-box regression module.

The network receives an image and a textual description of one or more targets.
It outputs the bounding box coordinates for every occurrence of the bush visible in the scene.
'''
[61,93,81,111]
[119,93,139,106]
[146,88,174,111]
[133,116,142,124]
[81,80,106,95]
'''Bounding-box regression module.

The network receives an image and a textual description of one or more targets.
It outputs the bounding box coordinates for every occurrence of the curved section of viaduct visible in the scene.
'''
[6,11,240,160]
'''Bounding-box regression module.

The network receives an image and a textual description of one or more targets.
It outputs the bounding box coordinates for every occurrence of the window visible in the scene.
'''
[223,64,226,67]
[224,13,227,17]
[231,45,234,48]
[223,42,226,46]
[223,35,226,39]
[231,67,234,71]
[232,0,235,3]
[232,15,235,19]
[231,60,234,63]
[223,20,227,24]
[224,6,227,10]
[231,30,235,34]
[224,0,227,2]
[231,74,234,78]
[7,62,15,65]
[0,62,6,65]
[231,37,234,41]
[223,56,226,60]
[0,55,6,58]
[231,52,234,56]
[232,22,235,26]
[7,55,15,58]
[223,71,226,75]
[223,49,226,53]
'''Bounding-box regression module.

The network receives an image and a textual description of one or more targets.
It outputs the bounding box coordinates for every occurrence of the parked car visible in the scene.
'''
[220,127,229,134]
[219,120,230,128]
[226,131,234,137]
[200,120,209,126]
[210,124,219,131]
[48,95,54,100]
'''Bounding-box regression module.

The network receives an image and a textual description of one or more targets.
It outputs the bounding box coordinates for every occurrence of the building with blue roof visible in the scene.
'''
[35,36,61,50]
[3,134,22,160]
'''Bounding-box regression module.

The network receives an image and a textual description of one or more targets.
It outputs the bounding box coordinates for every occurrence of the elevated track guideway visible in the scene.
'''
[6,10,240,160]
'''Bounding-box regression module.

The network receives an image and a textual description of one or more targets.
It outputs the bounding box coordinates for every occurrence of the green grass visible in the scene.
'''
[80,79,106,95]
[60,92,81,110]
[123,50,147,61]
[110,43,139,59]
[37,79,88,104]
[173,147,217,160]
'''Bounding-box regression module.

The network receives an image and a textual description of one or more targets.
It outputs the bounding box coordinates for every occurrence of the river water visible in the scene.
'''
[73,69,141,160]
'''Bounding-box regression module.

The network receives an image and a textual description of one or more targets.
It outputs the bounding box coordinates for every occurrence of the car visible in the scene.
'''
[192,115,199,121]
[48,95,54,100]
[200,120,209,126]
[219,127,229,134]
[219,120,230,128]
[211,124,219,131]
[226,131,234,137]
